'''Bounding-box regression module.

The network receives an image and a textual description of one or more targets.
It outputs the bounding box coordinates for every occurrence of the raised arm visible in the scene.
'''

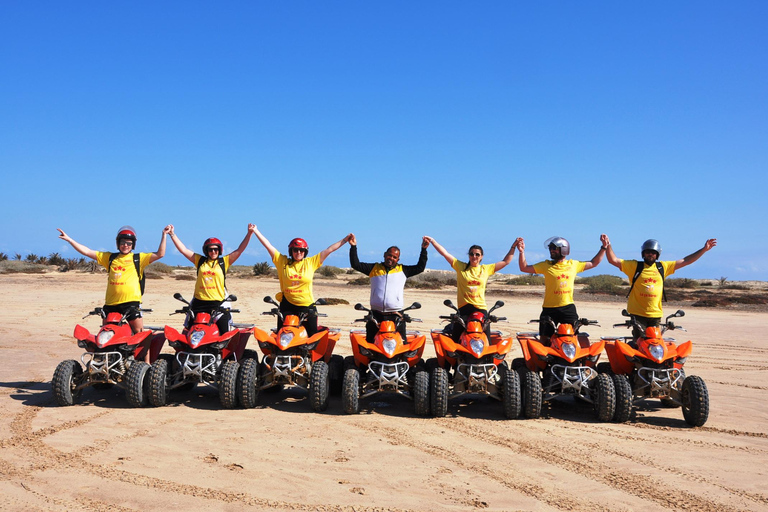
[583,234,607,270]
[149,225,171,263]
[166,224,195,264]
[57,229,97,260]
[516,237,536,274]
[227,223,255,265]
[403,237,429,277]
[319,234,353,264]
[675,238,717,270]
[494,242,517,272]
[423,236,455,266]
[250,225,278,260]
[601,234,622,269]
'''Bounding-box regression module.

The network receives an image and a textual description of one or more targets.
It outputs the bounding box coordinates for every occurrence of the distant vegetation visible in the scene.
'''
[576,275,626,295]
[504,275,545,286]
[316,265,346,278]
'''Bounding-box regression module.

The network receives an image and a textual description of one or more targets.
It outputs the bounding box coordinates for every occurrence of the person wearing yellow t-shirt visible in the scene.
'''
[166,224,255,334]
[603,235,717,340]
[57,225,169,362]
[424,236,516,341]
[250,225,352,336]
[517,235,606,344]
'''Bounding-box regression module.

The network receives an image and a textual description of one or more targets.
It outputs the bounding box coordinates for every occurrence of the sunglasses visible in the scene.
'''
[469,252,482,257]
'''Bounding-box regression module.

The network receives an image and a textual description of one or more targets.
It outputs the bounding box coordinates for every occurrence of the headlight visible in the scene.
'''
[97,330,115,347]
[561,342,577,360]
[649,344,665,362]
[280,332,294,348]
[470,338,485,356]
[190,330,205,347]
[382,339,397,356]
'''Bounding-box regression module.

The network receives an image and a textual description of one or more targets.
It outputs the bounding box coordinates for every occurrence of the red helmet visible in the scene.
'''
[288,238,308,254]
[468,311,485,324]
[115,225,137,249]
[203,237,223,255]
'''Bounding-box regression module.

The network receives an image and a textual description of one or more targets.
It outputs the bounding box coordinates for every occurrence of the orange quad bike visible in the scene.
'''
[600,309,709,426]
[428,300,520,419]
[148,293,255,409]
[514,317,614,422]
[343,302,429,415]
[53,307,165,407]
[245,296,343,412]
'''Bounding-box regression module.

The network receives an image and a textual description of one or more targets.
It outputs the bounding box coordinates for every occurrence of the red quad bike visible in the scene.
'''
[428,300,521,419]
[514,317,615,422]
[600,309,709,426]
[148,293,255,409]
[342,302,429,415]
[52,307,165,407]
[245,296,343,412]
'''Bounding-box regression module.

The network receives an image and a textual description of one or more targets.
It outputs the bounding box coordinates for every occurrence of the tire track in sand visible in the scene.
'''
[2,406,423,512]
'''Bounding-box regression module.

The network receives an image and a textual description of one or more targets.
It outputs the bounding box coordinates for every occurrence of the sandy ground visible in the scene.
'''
[1,272,767,512]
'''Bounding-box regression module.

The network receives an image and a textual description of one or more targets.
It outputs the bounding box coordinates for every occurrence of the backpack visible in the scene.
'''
[627,260,666,302]
[109,252,145,295]
[197,256,227,288]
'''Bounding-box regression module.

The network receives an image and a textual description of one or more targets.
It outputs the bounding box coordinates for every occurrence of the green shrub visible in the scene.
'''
[504,275,544,286]
[252,261,273,276]
[405,272,457,289]
[720,283,749,290]
[316,265,345,278]
[0,252,7,261]
[579,274,626,294]
[48,252,64,265]
[348,276,371,286]
[665,278,699,289]
[145,262,173,276]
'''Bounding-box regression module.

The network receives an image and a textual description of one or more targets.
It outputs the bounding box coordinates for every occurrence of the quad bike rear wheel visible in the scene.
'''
[219,360,240,409]
[53,360,83,406]
[125,361,150,408]
[329,355,344,396]
[501,363,522,419]
[430,366,448,417]
[342,366,361,414]
[593,373,616,422]
[237,357,260,409]
[310,360,330,412]
[612,373,633,423]
[681,375,709,427]
[148,357,169,407]
[521,368,543,419]
[413,368,430,417]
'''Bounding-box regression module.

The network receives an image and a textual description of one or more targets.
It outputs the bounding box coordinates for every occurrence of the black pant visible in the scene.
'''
[189,299,231,335]
[445,304,490,342]
[539,304,579,341]
[366,311,407,343]
[631,315,661,343]
[279,298,318,337]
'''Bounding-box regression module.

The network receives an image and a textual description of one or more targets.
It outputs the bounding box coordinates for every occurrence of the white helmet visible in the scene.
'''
[544,236,570,257]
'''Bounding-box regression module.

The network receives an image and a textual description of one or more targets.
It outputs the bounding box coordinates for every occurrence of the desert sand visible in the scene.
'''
[1,271,767,512]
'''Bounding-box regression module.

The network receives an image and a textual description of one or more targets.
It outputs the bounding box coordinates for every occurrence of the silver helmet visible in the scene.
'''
[641,239,662,256]
[544,236,570,257]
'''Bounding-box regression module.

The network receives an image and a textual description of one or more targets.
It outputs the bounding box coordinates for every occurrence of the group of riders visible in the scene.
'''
[57,225,717,353]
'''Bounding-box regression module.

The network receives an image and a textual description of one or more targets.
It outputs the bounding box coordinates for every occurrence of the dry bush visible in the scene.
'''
[665,278,699,289]
[316,265,345,278]
[505,275,545,286]
[252,262,273,276]
[578,275,626,295]
[348,276,371,286]
[0,261,47,274]
[405,271,456,289]
[322,297,349,305]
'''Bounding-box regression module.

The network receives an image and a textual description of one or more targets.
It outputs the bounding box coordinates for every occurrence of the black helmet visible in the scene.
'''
[641,239,662,256]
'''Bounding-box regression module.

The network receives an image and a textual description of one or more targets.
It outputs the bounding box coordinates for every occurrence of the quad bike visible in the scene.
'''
[245,296,343,412]
[428,300,520,419]
[514,317,614,422]
[52,307,165,407]
[600,309,709,426]
[342,302,429,415]
[147,293,254,409]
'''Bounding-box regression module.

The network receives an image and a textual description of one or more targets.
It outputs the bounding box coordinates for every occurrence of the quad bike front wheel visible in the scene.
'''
[612,373,633,423]
[681,375,709,427]
[310,360,330,412]
[237,357,260,409]
[342,366,361,414]
[219,360,240,409]
[413,368,430,417]
[501,363,521,419]
[521,368,543,419]
[125,361,150,408]
[430,365,448,417]
[148,357,169,407]
[592,373,616,422]
[52,360,83,406]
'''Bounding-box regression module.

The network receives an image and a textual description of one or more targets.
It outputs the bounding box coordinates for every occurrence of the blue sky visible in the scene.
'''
[2,2,766,279]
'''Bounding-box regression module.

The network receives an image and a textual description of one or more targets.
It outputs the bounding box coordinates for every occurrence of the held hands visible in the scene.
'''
[600,234,610,248]
[515,237,525,252]
[247,223,255,234]
[349,233,357,246]
[422,236,429,249]
[163,225,173,236]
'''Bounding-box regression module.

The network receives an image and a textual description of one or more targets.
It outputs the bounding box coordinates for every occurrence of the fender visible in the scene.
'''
[252,326,275,344]
[676,340,693,359]
[616,339,640,359]
[164,325,186,344]
[588,340,606,357]
[74,325,95,343]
